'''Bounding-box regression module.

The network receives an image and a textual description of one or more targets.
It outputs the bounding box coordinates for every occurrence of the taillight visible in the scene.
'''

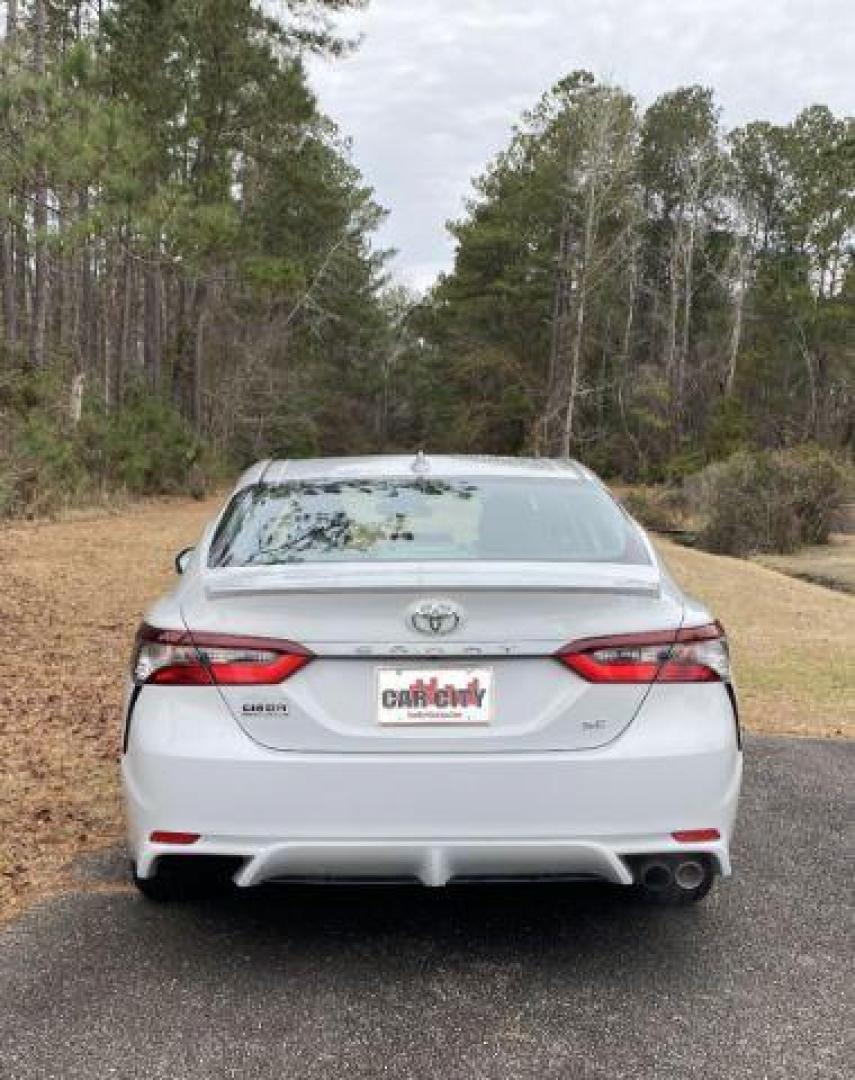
[557,622,729,684]
[132,624,312,686]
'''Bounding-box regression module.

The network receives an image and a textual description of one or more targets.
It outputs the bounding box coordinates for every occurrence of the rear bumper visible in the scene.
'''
[123,682,742,886]
[138,838,730,888]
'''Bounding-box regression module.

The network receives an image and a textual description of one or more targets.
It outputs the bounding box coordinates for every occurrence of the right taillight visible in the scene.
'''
[557,622,730,684]
[131,624,312,686]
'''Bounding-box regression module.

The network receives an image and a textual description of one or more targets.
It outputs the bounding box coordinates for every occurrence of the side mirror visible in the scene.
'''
[175,546,195,575]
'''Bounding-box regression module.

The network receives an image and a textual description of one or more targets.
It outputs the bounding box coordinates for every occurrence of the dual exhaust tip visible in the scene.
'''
[636,855,711,894]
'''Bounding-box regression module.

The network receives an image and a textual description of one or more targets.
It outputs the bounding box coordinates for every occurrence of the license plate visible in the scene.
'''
[377,667,493,726]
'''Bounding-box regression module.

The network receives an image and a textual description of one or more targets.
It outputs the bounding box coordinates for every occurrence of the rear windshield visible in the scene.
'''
[208,477,649,567]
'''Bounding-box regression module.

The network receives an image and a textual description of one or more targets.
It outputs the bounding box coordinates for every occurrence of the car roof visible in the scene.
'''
[235,454,589,489]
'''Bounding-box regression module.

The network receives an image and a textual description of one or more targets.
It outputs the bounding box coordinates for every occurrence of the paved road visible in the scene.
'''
[1,736,851,1079]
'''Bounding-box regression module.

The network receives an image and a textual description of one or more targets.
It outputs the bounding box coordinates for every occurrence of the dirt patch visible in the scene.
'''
[1,496,852,924]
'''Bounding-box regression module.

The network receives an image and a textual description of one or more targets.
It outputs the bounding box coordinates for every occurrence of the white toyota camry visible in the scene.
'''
[123,455,742,905]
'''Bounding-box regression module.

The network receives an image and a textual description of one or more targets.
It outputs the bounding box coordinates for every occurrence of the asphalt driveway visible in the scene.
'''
[0,735,851,1079]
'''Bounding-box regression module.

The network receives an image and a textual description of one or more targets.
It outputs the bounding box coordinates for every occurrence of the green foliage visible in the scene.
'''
[687,447,851,556]
[703,396,751,462]
[418,74,853,476]
[0,0,392,517]
[78,390,211,495]
[1,8,851,529]
[0,370,227,519]
[664,449,709,483]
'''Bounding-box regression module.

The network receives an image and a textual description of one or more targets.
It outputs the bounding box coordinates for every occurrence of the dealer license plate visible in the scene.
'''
[376,667,493,726]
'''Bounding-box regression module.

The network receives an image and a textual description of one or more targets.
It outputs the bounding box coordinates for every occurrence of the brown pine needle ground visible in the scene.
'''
[0,495,222,923]
[0,498,852,923]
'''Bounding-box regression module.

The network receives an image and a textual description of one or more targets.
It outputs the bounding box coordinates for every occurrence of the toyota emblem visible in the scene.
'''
[408,599,463,636]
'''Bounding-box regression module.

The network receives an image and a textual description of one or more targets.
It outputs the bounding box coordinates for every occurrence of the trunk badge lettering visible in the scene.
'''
[242,703,289,715]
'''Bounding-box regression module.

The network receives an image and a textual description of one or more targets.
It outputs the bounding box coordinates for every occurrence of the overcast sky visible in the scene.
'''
[308,0,855,292]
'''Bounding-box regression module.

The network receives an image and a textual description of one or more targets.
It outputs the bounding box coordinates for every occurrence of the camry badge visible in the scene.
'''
[408,599,463,636]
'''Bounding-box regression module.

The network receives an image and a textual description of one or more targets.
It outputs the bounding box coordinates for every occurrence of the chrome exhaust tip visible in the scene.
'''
[674,859,707,891]
[629,854,715,904]
[639,861,673,892]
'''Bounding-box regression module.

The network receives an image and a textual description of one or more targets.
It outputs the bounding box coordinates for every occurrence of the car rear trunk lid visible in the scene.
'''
[181,561,681,752]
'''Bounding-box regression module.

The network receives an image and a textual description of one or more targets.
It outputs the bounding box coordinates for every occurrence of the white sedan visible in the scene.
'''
[123,454,742,905]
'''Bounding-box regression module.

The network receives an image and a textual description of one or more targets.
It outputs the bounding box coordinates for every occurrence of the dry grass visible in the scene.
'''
[753,533,855,595]
[0,496,852,923]
[656,538,854,740]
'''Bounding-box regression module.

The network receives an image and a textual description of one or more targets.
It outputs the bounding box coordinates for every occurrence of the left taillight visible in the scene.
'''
[131,624,312,686]
[556,622,730,684]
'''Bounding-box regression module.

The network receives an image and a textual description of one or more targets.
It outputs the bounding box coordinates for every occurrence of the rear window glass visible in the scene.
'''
[208,477,649,567]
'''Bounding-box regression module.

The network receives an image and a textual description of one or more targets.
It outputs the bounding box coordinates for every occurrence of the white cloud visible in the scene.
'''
[309,0,855,290]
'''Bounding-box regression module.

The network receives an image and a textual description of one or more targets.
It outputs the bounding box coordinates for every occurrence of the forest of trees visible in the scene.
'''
[408,73,854,479]
[0,0,394,510]
[0,5,852,515]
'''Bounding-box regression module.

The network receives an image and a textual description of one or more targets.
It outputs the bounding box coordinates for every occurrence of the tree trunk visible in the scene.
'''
[726,280,745,395]
[797,326,818,440]
[1,223,15,348]
[173,275,208,425]
[78,188,94,373]
[30,0,48,368]
[547,209,572,398]
[725,236,750,395]
[664,225,680,393]
[621,243,636,371]
[104,241,118,407]
[112,242,132,405]
[70,371,84,423]
[560,173,598,458]
[560,280,587,457]
[171,275,188,411]
[678,204,697,415]
[192,284,207,428]
[2,1,19,349]
[143,263,162,389]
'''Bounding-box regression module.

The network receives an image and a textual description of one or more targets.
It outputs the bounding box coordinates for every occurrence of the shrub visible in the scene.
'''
[702,396,750,462]
[79,391,212,496]
[687,446,851,556]
[784,445,852,545]
[621,486,689,533]
[0,368,229,520]
[17,412,91,514]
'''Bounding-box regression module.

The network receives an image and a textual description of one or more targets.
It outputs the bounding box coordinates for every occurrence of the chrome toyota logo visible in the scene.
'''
[408,599,463,636]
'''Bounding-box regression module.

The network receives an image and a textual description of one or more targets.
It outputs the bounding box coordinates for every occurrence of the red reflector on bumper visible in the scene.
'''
[149,831,201,845]
[672,828,720,843]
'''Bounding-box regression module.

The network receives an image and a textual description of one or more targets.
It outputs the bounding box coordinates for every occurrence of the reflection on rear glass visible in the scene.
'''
[208,477,649,567]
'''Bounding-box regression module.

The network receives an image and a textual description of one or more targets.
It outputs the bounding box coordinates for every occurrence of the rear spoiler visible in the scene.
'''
[202,562,661,599]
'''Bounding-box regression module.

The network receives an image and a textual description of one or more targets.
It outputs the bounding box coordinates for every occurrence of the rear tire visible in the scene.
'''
[130,857,239,902]
[132,865,188,902]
